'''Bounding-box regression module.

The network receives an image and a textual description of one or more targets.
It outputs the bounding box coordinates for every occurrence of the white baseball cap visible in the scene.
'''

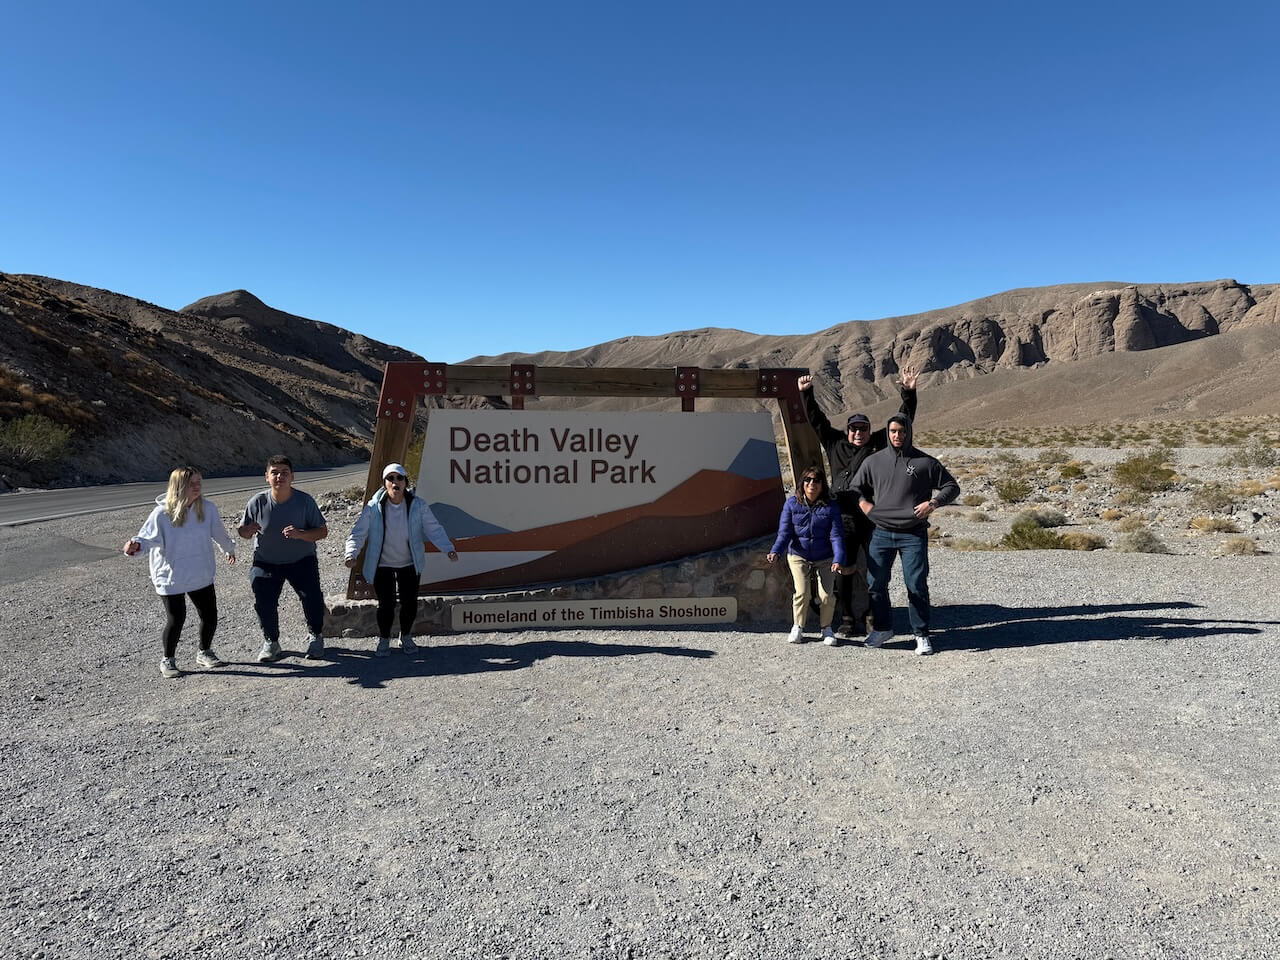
[382,463,408,480]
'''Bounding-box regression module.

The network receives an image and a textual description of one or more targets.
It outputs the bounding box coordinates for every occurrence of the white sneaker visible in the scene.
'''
[787,625,804,644]
[399,634,418,653]
[865,629,892,648]
[914,634,933,656]
[375,637,391,658]
[822,627,839,646]
[195,649,225,669]
[257,640,282,663]
[159,657,179,679]
[304,635,325,659]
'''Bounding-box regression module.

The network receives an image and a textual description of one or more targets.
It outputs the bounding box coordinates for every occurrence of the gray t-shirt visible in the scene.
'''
[242,489,326,565]
[379,499,413,568]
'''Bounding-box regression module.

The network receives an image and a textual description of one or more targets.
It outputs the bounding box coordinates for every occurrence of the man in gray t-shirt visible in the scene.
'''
[238,455,329,662]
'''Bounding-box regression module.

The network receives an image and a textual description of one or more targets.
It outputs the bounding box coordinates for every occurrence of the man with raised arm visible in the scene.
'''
[797,367,918,641]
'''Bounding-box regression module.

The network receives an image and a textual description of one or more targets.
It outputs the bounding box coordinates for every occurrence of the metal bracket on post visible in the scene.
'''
[510,364,535,410]
[380,362,445,421]
[758,369,806,424]
[675,366,700,412]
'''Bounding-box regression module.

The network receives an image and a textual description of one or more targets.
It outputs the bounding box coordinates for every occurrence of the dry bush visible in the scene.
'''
[0,414,73,465]
[948,537,998,551]
[1190,482,1234,513]
[1012,507,1068,528]
[1001,516,1068,550]
[961,493,986,507]
[1046,483,1066,493]
[1114,448,1176,493]
[1114,489,1150,507]
[1073,482,1089,493]
[1060,462,1086,479]
[1062,532,1107,551]
[1190,516,1240,533]
[994,477,1033,503]
[1114,515,1147,533]
[927,526,945,541]
[1036,448,1071,464]
[1100,509,1124,521]
[1219,536,1258,556]
[1219,439,1280,469]
[1232,480,1265,497]
[967,510,991,522]
[1114,530,1171,554]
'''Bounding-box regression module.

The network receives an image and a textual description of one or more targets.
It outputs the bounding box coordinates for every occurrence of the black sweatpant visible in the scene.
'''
[160,584,218,657]
[373,565,419,638]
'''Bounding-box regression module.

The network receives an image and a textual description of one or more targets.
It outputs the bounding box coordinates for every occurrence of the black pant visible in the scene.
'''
[160,585,218,657]
[249,555,326,643]
[373,565,419,638]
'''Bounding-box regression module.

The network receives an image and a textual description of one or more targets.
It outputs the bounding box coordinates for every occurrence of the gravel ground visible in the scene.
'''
[2,471,1278,959]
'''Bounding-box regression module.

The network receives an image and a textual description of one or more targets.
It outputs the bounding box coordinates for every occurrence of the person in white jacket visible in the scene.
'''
[344,463,458,657]
[124,467,237,678]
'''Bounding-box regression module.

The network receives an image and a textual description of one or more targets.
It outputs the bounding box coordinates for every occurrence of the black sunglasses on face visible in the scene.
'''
[803,476,823,484]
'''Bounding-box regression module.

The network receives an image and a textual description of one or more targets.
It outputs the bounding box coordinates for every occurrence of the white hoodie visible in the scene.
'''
[130,496,237,595]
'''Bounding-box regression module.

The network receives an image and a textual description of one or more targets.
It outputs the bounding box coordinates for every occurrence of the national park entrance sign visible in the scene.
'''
[345,363,820,611]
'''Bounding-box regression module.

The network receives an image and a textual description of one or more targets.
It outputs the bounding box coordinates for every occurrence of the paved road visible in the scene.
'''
[0,464,369,527]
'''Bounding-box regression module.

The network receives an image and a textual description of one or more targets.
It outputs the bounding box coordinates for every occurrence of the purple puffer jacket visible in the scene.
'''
[770,496,846,564]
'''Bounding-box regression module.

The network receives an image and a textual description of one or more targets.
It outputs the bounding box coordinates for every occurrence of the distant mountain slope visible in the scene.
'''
[1,274,419,484]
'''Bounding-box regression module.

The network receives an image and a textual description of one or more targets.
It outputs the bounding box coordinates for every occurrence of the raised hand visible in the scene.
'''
[898,366,919,391]
[797,374,814,392]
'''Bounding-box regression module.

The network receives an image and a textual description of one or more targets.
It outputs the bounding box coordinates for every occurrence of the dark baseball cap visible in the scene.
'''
[846,414,871,429]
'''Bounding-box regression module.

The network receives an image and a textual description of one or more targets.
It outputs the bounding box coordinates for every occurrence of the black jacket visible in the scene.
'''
[803,384,917,516]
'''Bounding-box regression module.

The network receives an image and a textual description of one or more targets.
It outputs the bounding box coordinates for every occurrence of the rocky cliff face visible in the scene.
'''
[0,275,419,485]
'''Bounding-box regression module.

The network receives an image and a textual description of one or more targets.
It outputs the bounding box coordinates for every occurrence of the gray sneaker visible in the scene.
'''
[399,634,418,654]
[159,657,180,679]
[305,635,325,659]
[195,649,226,669]
[865,629,892,649]
[914,634,933,656]
[257,640,283,663]
[374,637,391,658]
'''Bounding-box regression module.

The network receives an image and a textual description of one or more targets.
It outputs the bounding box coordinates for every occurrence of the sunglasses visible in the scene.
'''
[802,476,824,484]
[385,474,406,483]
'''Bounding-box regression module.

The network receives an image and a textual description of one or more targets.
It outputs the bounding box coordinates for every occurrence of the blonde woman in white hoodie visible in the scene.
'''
[124,467,237,678]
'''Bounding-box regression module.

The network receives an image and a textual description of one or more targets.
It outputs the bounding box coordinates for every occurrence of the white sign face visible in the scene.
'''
[415,410,783,591]
[451,597,739,631]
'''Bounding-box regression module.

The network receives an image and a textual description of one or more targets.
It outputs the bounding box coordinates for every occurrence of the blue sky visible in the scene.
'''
[3,1,1276,362]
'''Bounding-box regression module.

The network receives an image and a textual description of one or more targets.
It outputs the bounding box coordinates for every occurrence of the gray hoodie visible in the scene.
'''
[850,414,960,532]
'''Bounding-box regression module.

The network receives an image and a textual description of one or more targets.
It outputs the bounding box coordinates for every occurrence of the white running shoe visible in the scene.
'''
[822,627,839,646]
[865,629,892,648]
[304,635,325,659]
[195,649,225,669]
[399,634,418,653]
[159,657,179,679]
[375,637,391,658]
[257,640,282,663]
[787,625,804,644]
[914,634,933,656]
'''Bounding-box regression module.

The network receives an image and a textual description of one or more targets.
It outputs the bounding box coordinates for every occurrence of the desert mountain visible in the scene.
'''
[0,273,417,484]
[468,280,1280,428]
[3,274,1278,487]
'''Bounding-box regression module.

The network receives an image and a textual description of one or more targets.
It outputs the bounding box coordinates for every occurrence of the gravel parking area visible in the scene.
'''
[2,474,1278,959]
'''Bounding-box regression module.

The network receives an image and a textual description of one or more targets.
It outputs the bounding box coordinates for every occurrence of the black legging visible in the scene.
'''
[373,565,419,638]
[160,584,218,657]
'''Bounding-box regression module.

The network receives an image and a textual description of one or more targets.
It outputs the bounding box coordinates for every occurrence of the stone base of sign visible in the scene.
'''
[324,535,797,637]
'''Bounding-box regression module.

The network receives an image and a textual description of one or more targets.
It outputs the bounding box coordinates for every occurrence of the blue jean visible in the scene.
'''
[250,554,326,642]
[866,527,931,636]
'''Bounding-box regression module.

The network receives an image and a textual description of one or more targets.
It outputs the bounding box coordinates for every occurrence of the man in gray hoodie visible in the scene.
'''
[850,414,959,655]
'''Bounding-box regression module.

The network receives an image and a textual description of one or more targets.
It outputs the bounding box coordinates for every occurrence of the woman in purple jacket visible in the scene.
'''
[767,466,848,646]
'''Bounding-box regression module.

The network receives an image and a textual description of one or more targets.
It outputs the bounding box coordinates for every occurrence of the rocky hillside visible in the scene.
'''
[0,274,418,485]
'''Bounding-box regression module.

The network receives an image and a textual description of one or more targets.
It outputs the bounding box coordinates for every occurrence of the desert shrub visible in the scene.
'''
[404,430,426,481]
[340,484,367,502]
[1001,519,1068,550]
[1060,462,1086,479]
[967,510,991,522]
[1219,439,1280,469]
[1046,483,1066,493]
[1061,532,1107,551]
[1113,448,1176,493]
[1190,482,1234,513]
[1114,530,1171,554]
[927,525,945,541]
[993,451,1022,466]
[0,414,72,464]
[949,537,998,551]
[961,493,986,507]
[1100,509,1124,521]
[1219,536,1258,556]
[1232,480,1265,497]
[1190,516,1240,533]
[1036,448,1070,464]
[1114,515,1147,532]
[1073,482,1089,493]
[994,477,1033,503]
[1012,507,1067,528]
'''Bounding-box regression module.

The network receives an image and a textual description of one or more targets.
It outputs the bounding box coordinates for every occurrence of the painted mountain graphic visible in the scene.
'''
[424,467,783,591]
[427,503,511,538]
[726,437,782,480]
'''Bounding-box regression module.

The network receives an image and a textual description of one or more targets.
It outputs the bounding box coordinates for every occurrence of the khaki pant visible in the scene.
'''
[786,554,836,629]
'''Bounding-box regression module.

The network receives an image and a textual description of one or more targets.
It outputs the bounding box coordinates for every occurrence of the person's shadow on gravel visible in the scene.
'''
[929,601,1273,652]
[245,639,715,688]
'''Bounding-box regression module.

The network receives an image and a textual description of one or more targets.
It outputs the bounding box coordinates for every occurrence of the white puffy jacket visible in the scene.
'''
[130,496,237,595]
